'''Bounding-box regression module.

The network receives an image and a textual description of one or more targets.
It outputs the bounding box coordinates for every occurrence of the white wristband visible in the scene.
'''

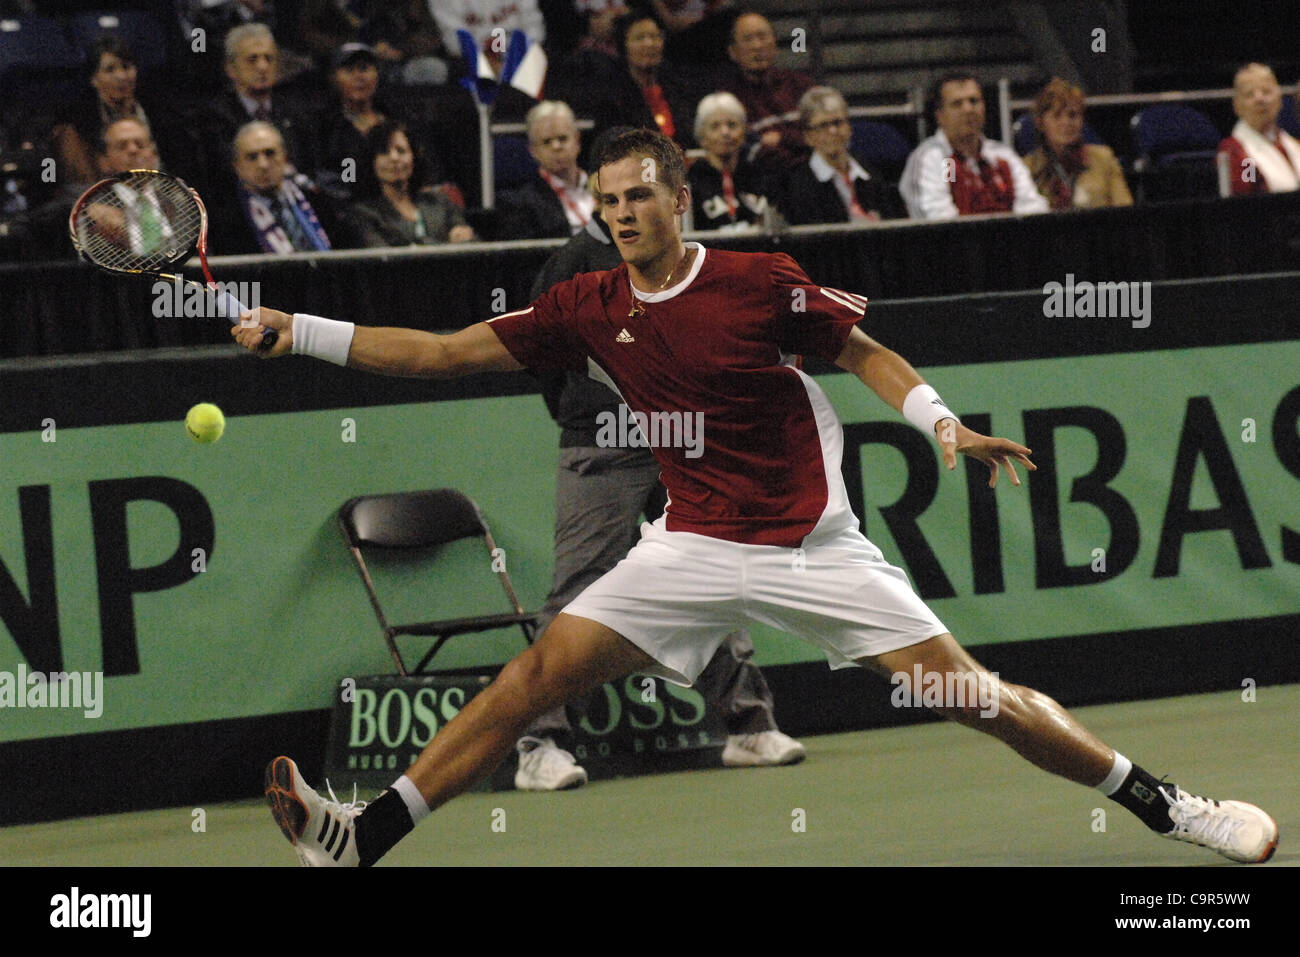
[902,384,959,436]
[291,313,355,366]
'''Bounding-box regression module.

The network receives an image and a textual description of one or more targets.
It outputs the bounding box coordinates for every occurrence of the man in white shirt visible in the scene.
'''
[900,73,1048,220]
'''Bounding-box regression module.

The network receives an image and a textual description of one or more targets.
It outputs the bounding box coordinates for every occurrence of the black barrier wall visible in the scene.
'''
[4,193,1300,358]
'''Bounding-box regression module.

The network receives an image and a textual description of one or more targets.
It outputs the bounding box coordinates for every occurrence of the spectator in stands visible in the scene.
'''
[900,72,1048,219]
[1024,78,1132,210]
[312,43,390,196]
[608,9,696,146]
[212,121,346,253]
[545,2,630,131]
[574,0,628,58]
[500,101,595,239]
[1217,62,1300,197]
[176,0,314,83]
[719,10,814,175]
[648,0,735,67]
[779,86,900,224]
[202,23,311,191]
[350,120,475,246]
[297,0,448,85]
[53,37,162,186]
[29,118,164,260]
[687,92,771,230]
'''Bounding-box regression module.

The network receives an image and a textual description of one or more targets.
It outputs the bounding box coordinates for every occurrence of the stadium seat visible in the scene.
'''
[849,119,912,182]
[493,132,538,192]
[65,11,169,79]
[1130,103,1221,200]
[338,489,540,676]
[0,16,83,119]
[1279,95,1300,138]
[1012,113,1105,156]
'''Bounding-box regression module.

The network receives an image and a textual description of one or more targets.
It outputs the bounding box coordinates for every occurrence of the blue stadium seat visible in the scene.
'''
[849,119,912,181]
[493,132,537,192]
[1012,113,1105,156]
[0,16,83,116]
[65,11,169,79]
[1280,95,1300,138]
[1130,103,1221,200]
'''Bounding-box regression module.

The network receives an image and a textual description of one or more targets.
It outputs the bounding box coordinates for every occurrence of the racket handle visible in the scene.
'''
[212,287,278,351]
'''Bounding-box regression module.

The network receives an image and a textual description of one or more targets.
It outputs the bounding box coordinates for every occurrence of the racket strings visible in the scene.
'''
[72,172,202,272]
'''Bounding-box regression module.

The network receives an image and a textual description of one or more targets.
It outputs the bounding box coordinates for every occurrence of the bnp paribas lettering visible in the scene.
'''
[349,686,465,749]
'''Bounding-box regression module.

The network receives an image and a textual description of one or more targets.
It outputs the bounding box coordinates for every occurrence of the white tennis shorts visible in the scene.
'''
[562,520,948,685]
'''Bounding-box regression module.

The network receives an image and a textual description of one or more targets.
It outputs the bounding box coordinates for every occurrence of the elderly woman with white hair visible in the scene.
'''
[779,85,901,224]
[686,91,772,231]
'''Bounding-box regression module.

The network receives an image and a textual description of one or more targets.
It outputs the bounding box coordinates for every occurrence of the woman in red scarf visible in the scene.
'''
[1024,78,1132,210]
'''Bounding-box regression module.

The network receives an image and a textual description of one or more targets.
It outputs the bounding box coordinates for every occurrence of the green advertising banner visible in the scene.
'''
[2,341,1298,746]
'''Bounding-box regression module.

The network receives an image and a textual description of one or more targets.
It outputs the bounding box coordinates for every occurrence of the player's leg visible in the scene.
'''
[515,447,664,790]
[858,633,1277,862]
[747,529,1277,863]
[266,613,656,866]
[861,633,1111,783]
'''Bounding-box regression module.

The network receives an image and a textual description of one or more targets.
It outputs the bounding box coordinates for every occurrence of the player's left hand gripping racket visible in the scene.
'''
[68,169,277,350]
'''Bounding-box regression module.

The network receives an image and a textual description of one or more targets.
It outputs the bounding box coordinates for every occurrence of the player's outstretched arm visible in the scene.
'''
[834,326,1035,487]
[230,308,524,378]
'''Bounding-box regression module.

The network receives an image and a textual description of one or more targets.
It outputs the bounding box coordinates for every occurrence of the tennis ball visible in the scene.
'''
[185,403,225,443]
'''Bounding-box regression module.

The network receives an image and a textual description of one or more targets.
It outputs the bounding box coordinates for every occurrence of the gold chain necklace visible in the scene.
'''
[628,247,691,318]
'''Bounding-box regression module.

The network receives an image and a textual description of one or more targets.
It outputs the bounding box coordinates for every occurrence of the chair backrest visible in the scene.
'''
[1014,113,1107,156]
[0,16,83,113]
[494,132,538,192]
[340,489,487,550]
[1280,95,1300,138]
[65,11,169,78]
[850,119,913,173]
[1132,103,1220,158]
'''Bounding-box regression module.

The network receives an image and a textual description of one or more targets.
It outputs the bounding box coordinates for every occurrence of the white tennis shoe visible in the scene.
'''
[1158,785,1278,863]
[722,730,807,767]
[514,736,588,791]
[264,755,364,867]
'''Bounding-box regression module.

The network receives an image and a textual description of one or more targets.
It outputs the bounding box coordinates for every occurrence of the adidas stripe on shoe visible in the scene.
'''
[264,755,365,867]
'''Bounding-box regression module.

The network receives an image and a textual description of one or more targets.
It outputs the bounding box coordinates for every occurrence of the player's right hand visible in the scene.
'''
[232,307,293,358]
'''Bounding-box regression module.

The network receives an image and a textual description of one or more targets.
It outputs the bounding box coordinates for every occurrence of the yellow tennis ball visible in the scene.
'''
[185,403,225,443]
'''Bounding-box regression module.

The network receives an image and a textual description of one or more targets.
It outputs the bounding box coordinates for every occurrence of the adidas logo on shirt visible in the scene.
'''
[616,329,636,343]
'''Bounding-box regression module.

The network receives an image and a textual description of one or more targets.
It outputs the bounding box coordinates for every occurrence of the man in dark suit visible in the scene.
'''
[196,23,311,195]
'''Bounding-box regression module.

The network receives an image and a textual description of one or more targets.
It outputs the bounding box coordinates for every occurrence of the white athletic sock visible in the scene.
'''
[1096,751,1133,796]
[391,774,431,824]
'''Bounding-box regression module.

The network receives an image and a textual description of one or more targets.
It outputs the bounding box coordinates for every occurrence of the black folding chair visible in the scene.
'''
[338,489,540,676]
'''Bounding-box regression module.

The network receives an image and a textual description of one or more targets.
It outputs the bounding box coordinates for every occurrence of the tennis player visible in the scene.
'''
[238,129,1277,867]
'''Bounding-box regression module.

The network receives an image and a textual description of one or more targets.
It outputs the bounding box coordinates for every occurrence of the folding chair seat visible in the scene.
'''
[338,488,540,676]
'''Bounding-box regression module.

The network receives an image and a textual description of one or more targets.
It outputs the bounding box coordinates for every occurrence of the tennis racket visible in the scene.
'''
[68,169,277,350]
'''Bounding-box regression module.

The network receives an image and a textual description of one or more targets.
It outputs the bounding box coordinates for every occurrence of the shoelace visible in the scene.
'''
[1159,786,1241,848]
[322,779,368,820]
[517,736,575,765]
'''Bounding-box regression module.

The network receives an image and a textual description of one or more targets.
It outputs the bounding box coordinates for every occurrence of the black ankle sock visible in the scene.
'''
[1107,765,1176,833]
[354,788,415,867]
